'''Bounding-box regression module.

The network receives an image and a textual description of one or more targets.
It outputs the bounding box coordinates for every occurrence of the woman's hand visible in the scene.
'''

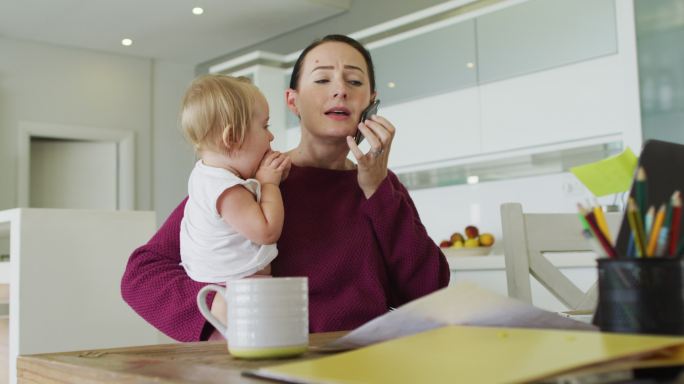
[346,115,396,198]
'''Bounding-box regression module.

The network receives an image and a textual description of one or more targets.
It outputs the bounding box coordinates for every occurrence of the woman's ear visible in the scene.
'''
[285,88,300,118]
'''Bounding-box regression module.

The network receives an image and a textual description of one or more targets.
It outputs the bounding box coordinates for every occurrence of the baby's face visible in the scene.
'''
[238,94,273,178]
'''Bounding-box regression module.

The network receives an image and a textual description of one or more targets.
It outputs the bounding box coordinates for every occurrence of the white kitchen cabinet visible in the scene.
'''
[479,54,629,153]
[479,0,641,154]
[0,208,163,384]
[476,0,617,84]
[386,87,481,170]
[371,20,477,107]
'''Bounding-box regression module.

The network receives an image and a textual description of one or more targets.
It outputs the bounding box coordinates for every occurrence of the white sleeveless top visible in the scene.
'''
[180,160,277,283]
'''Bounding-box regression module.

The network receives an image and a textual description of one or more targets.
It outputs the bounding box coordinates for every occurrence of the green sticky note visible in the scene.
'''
[570,148,638,197]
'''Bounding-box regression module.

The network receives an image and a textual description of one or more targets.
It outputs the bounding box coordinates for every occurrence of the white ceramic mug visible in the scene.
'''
[197,277,309,359]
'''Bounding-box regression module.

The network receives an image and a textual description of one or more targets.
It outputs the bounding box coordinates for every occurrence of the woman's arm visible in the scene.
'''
[361,172,450,307]
[120,198,215,342]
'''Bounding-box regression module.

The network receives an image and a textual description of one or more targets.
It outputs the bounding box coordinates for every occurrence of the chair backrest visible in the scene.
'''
[500,202,622,311]
[8,208,161,384]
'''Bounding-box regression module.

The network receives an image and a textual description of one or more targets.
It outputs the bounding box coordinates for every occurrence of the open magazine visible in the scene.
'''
[245,283,684,384]
[319,281,596,351]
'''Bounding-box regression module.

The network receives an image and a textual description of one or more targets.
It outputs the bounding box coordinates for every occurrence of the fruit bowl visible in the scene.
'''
[443,246,492,257]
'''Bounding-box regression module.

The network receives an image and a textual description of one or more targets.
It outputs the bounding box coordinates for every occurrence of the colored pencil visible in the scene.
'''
[646,204,666,257]
[655,227,670,257]
[627,198,646,257]
[592,200,613,245]
[583,208,617,258]
[644,206,655,240]
[636,167,647,221]
[576,203,592,232]
[657,193,675,257]
[581,229,607,258]
[670,191,682,256]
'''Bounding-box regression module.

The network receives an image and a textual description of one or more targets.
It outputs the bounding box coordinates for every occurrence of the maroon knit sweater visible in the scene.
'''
[121,165,450,342]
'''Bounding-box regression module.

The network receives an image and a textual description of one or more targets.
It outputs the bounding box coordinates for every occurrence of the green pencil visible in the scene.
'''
[576,203,591,232]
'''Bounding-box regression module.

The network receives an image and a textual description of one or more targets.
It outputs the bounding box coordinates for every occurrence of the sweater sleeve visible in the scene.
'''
[120,198,216,342]
[360,172,450,307]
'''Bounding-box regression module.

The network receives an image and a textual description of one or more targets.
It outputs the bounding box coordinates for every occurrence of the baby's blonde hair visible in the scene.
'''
[180,74,259,154]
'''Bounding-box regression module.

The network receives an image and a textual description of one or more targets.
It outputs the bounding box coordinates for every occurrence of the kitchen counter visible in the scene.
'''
[443,249,598,271]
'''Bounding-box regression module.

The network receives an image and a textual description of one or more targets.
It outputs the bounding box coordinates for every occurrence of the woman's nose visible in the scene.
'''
[332,79,348,99]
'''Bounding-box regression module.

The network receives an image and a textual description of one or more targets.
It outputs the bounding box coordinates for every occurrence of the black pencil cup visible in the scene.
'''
[594,258,684,335]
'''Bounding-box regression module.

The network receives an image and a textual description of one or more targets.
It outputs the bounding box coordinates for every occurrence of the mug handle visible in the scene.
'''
[197,285,228,336]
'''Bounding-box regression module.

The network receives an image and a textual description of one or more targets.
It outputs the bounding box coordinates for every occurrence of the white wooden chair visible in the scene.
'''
[0,208,163,384]
[500,202,622,311]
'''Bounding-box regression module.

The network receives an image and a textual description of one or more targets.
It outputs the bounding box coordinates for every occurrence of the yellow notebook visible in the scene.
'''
[247,325,684,384]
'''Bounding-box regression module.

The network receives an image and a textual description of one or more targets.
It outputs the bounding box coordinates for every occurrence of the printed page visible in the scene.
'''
[320,281,596,351]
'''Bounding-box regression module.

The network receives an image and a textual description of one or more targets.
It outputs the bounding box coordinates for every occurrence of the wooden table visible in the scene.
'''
[17,332,346,383]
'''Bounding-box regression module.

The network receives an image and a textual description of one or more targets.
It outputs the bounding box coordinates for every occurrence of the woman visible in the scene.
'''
[121,35,450,342]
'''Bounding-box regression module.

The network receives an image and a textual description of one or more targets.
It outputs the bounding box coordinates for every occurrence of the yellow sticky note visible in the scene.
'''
[571,147,638,197]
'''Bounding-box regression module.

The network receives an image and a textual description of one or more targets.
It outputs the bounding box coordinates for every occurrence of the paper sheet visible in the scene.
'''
[250,325,684,384]
[321,281,595,351]
[570,147,638,197]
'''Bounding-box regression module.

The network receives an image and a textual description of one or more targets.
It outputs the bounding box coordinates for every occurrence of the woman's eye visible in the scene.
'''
[348,80,363,86]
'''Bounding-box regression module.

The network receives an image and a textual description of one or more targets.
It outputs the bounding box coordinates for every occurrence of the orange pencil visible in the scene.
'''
[646,204,666,257]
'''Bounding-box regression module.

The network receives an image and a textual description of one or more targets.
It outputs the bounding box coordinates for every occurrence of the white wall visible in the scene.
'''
[0,37,194,217]
[151,61,196,224]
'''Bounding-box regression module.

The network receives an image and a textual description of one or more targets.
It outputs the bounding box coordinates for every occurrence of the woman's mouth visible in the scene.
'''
[324,107,351,121]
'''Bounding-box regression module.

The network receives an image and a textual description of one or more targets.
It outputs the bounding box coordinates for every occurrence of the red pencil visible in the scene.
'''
[670,191,682,256]
[584,210,618,258]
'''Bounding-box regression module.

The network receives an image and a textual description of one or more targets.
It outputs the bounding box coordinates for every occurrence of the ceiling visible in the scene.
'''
[0,0,351,65]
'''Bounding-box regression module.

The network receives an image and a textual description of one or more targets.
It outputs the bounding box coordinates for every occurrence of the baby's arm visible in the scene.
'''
[217,151,290,245]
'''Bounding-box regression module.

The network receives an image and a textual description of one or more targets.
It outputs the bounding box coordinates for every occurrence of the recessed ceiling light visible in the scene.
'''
[121,38,133,47]
[387,81,396,88]
[467,175,479,184]
[192,7,204,15]
[466,62,475,69]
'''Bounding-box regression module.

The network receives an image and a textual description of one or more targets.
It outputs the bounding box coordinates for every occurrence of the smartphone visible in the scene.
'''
[354,99,381,145]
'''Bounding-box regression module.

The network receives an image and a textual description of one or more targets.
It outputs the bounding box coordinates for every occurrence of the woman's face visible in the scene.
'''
[287,42,375,141]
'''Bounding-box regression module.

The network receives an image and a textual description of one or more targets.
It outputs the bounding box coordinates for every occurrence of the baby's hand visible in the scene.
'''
[281,156,292,182]
[256,151,290,185]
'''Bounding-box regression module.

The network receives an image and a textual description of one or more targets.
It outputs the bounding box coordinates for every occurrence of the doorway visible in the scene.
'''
[17,122,134,210]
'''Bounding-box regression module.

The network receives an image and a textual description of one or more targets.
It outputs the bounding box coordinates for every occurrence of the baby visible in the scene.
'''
[179,75,290,284]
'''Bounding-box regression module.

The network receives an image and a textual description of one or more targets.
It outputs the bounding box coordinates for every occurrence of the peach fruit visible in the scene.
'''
[465,225,479,239]
[464,238,480,248]
[450,232,465,244]
[479,233,495,247]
